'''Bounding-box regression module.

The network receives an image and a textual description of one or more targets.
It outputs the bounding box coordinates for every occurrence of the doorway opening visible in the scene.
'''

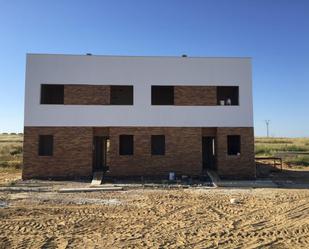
[202,136,216,171]
[93,136,109,172]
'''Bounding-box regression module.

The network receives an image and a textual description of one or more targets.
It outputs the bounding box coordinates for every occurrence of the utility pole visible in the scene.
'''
[265,120,270,137]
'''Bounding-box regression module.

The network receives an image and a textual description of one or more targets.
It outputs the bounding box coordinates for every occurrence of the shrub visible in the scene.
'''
[9,146,23,156]
[285,156,309,167]
[280,145,308,152]
[255,146,272,156]
[0,161,9,167]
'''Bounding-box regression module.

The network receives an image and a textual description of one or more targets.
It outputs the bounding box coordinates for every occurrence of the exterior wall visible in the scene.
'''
[22,126,203,179]
[64,85,110,105]
[216,127,255,179]
[23,126,255,180]
[175,86,217,106]
[108,127,202,177]
[24,54,253,127]
[22,127,93,179]
[23,54,254,180]
[202,127,217,136]
[93,127,109,136]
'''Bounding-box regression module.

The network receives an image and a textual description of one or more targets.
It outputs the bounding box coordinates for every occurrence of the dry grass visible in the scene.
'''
[255,137,309,167]
[0,167,21,186]
[0,134,23,169]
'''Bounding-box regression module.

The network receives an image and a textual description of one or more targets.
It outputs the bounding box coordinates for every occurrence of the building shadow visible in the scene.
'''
[256,161,309,189]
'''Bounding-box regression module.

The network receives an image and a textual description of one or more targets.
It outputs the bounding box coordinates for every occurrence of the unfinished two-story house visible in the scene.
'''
[23,54,255,180]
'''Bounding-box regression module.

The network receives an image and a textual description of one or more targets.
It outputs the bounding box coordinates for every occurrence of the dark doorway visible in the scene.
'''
[202,136,216,170]
[93,136,109,172]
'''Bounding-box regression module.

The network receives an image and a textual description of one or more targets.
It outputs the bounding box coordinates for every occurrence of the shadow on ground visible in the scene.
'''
[256,162,309,188]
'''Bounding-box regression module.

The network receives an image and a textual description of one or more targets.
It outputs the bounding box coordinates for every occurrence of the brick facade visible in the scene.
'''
[64,85,110,105]
[22,126,255,180]
[23,127,93,179]
[216,127,255,179]
[108,127,202,177]
[62,85,219,106]
[174,86,217,105]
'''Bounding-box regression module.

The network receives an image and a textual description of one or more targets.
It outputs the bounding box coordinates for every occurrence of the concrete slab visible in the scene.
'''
[275,182,309,189]
[58,186,123,193]
[207,170,278,188]
[216,180,277,188]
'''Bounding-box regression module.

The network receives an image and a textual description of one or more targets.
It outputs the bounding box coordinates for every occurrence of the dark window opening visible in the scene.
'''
[227,135,241,155]
[217,86,239,105]
[151,86,174,105]
[151,135,165,155]
[40,84,64,104]
[119,135,134,155]
[38,135,53,156]
[110,86,133,105]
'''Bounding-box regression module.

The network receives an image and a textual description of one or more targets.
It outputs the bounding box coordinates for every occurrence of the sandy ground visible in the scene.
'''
[0,186,308,249]
[1,169,309,248]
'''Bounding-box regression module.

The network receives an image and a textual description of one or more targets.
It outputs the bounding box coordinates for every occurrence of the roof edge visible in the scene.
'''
[26,53,252,59]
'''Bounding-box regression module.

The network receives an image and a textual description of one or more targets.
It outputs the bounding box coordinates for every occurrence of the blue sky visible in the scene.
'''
[0,0,308,137]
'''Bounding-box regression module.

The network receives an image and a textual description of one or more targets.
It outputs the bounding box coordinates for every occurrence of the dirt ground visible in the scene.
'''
[0,168,309,248]
[0,186,308,248]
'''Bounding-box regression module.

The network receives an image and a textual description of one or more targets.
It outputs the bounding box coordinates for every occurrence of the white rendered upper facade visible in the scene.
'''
[24,54,253,127]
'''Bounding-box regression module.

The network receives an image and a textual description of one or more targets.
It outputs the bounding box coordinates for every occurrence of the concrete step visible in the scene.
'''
[199,171,215,187]
[206,170,220,187]
[91,171,103,186]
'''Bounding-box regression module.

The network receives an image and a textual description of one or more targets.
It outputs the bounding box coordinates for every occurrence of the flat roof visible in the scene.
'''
[26,53,251,59]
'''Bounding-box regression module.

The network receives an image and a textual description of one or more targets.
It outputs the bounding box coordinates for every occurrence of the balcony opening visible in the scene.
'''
[41,84,64,104]
[217,86,239,105]
[110,86,133,105]
[151,86,174,105]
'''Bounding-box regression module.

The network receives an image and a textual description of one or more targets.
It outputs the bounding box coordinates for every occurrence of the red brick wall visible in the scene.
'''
[64,85,110,105]
[107,127,202,177]
[23,127,93,179]
[64,85,219,106]
[174,86,217,105]
[216,127,255,179]
[22,126,255,180]
[202,127,217,136]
